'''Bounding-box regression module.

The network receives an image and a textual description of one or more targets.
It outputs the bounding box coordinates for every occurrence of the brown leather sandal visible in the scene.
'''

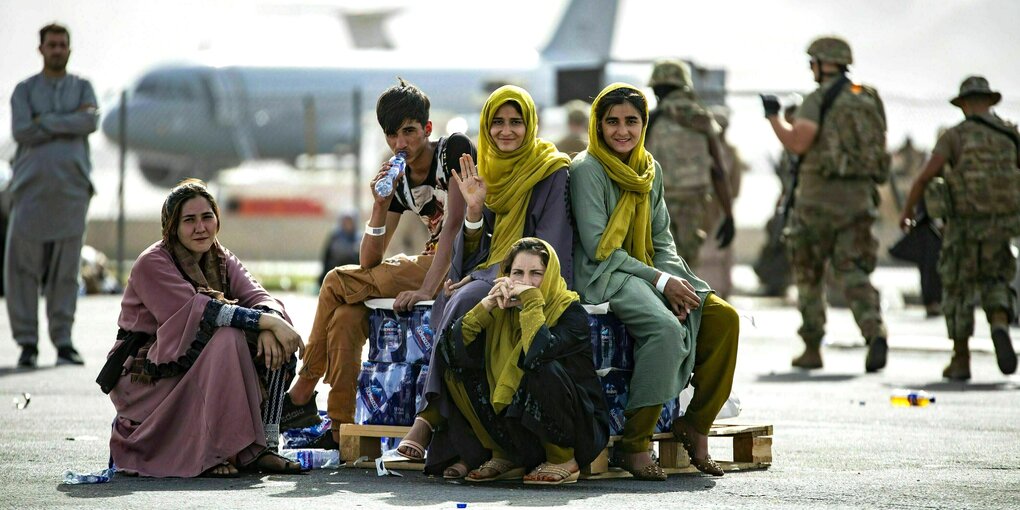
[615,452,667,481]
[673,420,724,476]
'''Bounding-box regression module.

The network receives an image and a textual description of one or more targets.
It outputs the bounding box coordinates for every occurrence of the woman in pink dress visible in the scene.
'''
[100,179,306,477]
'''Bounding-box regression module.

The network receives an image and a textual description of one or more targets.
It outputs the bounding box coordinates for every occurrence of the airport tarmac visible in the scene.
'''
[0,288,1017,509]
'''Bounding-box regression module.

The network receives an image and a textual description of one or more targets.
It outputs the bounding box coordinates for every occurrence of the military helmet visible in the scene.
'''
[649,59,693,90]
[807,36,853,65]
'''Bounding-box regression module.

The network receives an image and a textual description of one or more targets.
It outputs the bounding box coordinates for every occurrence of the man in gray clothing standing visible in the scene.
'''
[7,23,97,368]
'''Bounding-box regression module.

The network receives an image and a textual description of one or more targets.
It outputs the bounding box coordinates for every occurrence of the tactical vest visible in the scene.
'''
[647,100,712,192]
[945,119,1020,218]
[800,84,890,183]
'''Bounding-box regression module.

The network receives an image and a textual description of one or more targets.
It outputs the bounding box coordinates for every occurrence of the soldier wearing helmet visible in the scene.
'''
[645,59,735,271]
[555,99,590,157]
[759,36,890,373]
[899,76,1020,381]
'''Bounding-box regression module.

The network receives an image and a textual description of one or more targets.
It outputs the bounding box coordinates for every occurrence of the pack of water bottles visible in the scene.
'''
[368,305,435,364]
[599,368,631,436]
[586,313,633,371]
[281,411,332,449]
[355,361,420,426]
[415,364,430,411]
[598,368,681,436]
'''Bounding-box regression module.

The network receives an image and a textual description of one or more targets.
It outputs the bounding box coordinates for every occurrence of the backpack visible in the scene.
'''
[804,80,891,183]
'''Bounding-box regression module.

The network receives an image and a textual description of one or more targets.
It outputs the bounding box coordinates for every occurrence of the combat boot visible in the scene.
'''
[943,338,971,381]
[990,325,1017,375]
[791,345,823,369]
[865,336,888,373]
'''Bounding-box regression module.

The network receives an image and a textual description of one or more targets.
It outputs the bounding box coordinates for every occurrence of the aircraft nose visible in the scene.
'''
[101,104,121,141]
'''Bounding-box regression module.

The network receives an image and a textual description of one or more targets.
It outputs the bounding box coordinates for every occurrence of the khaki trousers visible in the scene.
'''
[298,254,433,428]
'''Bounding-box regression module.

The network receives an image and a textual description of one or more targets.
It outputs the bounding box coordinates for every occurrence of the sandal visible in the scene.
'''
[672,420,724,476]
[247,450,307,475]
[200,461,240,478]
[396,416,433,461]
[523,462,580,485]
[443,461,470,480]
[616,452,667,481]
[465,458,525,483]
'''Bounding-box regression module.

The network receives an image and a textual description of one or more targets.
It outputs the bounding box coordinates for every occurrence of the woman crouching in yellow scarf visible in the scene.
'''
[569,84,741,479]
[434,238,608,485]
[398,86,580,479]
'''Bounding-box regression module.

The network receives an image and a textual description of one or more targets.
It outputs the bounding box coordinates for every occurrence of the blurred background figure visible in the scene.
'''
[7,23,97,368]
[754,96,801,297]
[646,59,734,272]
[697,105,746,298]
[555,99,590,158]
[887,136,942,317]
[319,212,361,285]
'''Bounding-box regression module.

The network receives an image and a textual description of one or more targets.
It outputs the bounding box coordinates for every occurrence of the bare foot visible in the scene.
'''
[620,450,655,472]
[201,461,239,477]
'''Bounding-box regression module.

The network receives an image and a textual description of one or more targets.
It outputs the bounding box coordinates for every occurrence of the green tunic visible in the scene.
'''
[569,151,712,409]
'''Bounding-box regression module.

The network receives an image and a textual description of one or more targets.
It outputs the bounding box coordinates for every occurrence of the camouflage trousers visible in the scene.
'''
[664,190,710,268]
[939,221,1016,340]
[784,206,887,347]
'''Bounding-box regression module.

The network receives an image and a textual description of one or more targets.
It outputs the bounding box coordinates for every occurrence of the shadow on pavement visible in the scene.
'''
[55,468,719,505]
[0,365,63,378]
[886,381,1020,393]
[755,371,859,383]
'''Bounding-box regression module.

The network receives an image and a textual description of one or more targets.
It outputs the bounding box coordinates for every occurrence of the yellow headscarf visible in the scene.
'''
[488,238,579,412]
[477,86,571,270]
[587,83,657,265]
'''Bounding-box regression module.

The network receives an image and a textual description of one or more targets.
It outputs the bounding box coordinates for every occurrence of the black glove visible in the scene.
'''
[715,215,735,249]
[760,94,781,118]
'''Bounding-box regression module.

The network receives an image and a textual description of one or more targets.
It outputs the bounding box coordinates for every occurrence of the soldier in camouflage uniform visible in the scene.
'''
[646,59,735,268]
[899,76,1019,380]
[761,36,889,372]
[699,106,746,297]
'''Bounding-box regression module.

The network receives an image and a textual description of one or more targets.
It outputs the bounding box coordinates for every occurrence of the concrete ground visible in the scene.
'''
[1,287,1018,509]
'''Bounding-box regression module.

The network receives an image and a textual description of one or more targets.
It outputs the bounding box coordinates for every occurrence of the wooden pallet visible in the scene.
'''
[338,421,772,476]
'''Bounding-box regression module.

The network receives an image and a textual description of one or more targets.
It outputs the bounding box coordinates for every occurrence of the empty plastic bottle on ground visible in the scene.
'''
[375,151,407,197]
[281,448,341,469]
[890,389,935,407]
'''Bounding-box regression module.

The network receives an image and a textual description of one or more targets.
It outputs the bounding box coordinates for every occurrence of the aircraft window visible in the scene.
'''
[134,75,196,101]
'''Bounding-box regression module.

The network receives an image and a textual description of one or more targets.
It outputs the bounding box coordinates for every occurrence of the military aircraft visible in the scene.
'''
[101,0,726,187]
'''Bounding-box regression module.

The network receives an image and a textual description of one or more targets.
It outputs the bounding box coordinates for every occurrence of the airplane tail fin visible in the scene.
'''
[541,0,618,64]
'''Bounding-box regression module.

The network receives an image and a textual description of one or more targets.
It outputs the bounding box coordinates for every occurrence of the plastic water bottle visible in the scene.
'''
[375,151,407,197]
[379,318,401,354]
[281,448,340,469]
[599,325,614,369]
[890,389,935,407]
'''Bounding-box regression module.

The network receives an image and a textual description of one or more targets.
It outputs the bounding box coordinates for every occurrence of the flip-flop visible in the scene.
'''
[523,463,579,485]
[200,461,240,478]
[465,458,525,483]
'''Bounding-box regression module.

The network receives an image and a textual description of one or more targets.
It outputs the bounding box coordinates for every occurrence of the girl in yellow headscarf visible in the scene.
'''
[432,238,608,485]
[398,86,579,478]
[569,84,741,479]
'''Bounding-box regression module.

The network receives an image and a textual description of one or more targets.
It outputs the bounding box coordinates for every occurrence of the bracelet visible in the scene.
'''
[464,217,484,230]
[365,222,386,237]
[655,272,672,293]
